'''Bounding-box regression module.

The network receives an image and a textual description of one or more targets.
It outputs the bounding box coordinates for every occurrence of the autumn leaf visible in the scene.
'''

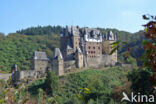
[124,51,130,57]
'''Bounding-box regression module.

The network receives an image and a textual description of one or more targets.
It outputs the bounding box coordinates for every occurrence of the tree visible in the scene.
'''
[142,14,156,87]
[127,69,152,94]
[45,71,59,96]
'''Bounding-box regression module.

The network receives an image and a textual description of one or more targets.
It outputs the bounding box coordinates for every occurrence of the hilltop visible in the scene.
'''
[0,25,143,72]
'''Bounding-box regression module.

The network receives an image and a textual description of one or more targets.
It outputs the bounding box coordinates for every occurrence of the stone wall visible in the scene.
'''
[12,69,47,83]
[72,36,80,52]
[64,60,76,69]
[33,60,48,71]
[65,51,74,61]
[87,54,115,68]
[52,58,64,76]
[85,41,102,58]
[121,64,133,69]
[75,53,84,68]
[0,73,11,81]
[102,41,117,62]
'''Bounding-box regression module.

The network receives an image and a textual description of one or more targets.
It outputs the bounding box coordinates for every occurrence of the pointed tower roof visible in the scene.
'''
[72,26,80,36]
[66,39,73,49]
[67,45,73,50]
[53,48,63,59]
[106,31,116,40]
[76,47,82,53]
[34,51,49,60]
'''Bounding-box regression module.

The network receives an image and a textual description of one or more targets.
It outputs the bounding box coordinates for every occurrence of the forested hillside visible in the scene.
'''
[0,26,144,72]
[0,28,60,72]
[0,67,131,103]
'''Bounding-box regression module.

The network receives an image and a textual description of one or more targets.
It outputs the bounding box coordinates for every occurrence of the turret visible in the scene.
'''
[52,48,64,76]
[105,31,117,41]
[75,48,84,68]
[11,64,17,73]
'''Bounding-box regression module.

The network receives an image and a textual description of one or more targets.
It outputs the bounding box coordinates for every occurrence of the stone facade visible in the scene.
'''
[52,48,64,76]
[75,48,84,68]
[32,51,49,71]
[60,26,117,67]
[11,26,118,83]
[102,31,117,62]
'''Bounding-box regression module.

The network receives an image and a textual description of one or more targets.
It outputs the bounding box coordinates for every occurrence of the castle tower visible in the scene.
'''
[65,40,74,61]
[71,26,80,52]
[32,51,49,71]
[52,48,64,76]
[11,64,18,73]
[75,48,84,68]
[102,31,117,62]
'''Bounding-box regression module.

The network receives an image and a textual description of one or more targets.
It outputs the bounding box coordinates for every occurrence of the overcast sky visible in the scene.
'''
[0,0,155,35]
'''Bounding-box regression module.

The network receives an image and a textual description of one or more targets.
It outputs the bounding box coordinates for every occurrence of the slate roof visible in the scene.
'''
[67,45,73,50]
[72,26,80,36]
[105,31,117,40]
[34,51,49,60]
[66,39,73,49]
[53,48,63,59]
[84,28,101,38]
[76,47,82,53]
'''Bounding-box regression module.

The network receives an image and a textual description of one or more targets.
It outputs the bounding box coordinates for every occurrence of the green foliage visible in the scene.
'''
[60,67,128,104]
[45,71,59,96]
[37,88,44,104]
[0,67,129,104]
[16,25,62,35]
[127,68,152,94]
[28,79,45,96]
[0,33,59,72]
[126,56,137,66]
[0,26,144,72]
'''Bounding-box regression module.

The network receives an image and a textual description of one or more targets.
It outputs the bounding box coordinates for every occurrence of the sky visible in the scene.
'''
[0,0,156,35]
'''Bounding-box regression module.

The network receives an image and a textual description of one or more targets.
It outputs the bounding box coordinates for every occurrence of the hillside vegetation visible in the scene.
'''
[0,26,143,72]
[0,67,131,104]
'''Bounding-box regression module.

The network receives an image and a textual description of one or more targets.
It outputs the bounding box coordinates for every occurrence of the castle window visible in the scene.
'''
[98,47,100,49]
[93,47,95,49]
[88,46,90,49]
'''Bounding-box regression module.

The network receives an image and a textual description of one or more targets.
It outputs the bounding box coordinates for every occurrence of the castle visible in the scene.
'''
[60,26,117,68]
[11,26,117,82]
